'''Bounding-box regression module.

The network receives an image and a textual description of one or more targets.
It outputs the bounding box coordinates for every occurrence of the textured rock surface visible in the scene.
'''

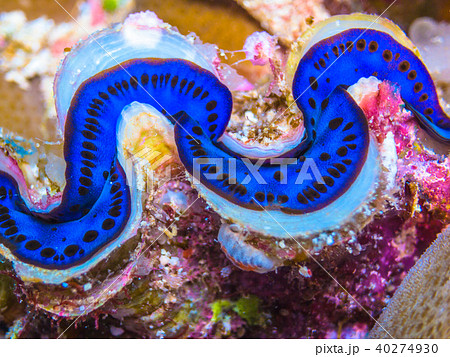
[234,0,329,46]
[369,226,450,338]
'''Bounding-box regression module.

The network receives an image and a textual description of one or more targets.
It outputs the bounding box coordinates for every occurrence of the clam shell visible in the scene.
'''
[286,13,420,88]
[54,20,217,133]
[192,136,391,241]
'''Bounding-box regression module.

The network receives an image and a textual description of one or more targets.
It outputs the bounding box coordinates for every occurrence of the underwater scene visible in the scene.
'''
[0,0,449,339]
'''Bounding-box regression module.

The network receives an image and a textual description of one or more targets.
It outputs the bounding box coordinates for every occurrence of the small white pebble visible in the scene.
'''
[160,256,170,266]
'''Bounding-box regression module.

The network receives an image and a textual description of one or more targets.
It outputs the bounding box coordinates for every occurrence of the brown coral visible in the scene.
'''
[369,227,450,338]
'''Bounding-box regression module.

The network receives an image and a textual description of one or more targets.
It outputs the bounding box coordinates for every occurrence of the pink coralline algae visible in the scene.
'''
[123,10,166,30]
[357,80,414,144]
[242,31,277,66]
[87,0,106,27]
[399,154,450,216]
[354,78,450,217]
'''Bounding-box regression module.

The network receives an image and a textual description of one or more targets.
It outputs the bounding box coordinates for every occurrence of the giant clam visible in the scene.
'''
[202,13,449,271]
[0,11,234,289]
[1,10,449,292]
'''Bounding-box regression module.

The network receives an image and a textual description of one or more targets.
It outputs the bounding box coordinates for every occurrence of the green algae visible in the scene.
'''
[0,274,15,312]
[103,0,120,12]
[233,296,261,325]
[211,295,261,325]
[211,299,232,323]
